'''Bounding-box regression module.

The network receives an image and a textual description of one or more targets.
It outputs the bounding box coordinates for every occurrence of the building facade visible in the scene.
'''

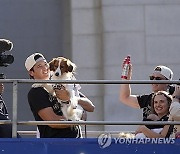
[0,0,180,134]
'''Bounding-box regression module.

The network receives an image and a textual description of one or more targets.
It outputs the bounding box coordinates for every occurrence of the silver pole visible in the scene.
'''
[12,80,18,138]
[0,79,179,84]
[18,120,180,126]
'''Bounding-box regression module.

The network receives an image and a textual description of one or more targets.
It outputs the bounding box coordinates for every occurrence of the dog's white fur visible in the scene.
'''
[44,57,83,121]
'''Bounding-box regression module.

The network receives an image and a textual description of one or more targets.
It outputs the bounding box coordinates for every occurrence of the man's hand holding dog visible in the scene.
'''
[55,87,70,102]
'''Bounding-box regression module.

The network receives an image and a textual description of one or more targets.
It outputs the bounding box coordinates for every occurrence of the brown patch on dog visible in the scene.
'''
[60,59,69,73]
[49,58,59,71]
[49,57,76,74]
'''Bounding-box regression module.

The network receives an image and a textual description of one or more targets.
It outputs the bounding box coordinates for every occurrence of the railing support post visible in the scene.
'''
[12,80,18,138]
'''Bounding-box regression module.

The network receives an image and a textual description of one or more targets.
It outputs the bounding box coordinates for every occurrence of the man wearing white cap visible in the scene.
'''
[25,53,94,138]
[119,61,174,119]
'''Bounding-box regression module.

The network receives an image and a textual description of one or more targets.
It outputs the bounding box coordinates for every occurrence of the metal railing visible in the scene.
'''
[0,79,180,138]
[17,130,135,138]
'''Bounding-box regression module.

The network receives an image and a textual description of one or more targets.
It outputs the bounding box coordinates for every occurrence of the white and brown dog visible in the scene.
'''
[44,57,83,121]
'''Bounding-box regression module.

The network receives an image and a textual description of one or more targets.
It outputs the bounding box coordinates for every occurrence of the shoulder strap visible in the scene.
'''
[166,125,174,138]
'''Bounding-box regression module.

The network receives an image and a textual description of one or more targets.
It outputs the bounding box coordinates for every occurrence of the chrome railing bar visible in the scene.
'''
[17,130,135,136]
[12,80,18,138]
[0,79,179,84]
[1,120,180,125]
[17,121,180,126]
[0,120,11,124]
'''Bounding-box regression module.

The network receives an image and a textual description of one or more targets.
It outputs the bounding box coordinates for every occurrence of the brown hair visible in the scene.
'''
[151,91,172,115]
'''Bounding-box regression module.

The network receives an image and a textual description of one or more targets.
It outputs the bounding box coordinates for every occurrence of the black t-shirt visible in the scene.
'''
[0,94,12,138]
[143,115,169,129]
[0,94,9,119]
[28,87,81,138]
[137,93,153,119]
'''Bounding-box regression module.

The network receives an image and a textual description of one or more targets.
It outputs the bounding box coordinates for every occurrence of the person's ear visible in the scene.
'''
[29,70,34,77]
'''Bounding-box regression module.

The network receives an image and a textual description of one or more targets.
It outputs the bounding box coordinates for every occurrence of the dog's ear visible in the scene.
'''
[49,59,56,71]
[68,65,73,72]
[67,59,76,72]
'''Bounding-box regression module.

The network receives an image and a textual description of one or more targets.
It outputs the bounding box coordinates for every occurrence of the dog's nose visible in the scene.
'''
[73,105,77,109]
[55,72,59,76]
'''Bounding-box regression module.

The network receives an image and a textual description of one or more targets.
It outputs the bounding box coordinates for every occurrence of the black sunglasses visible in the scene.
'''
[149,76,166,80]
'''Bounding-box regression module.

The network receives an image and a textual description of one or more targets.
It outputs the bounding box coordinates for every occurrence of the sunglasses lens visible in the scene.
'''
[149,76,154,80]
[149,76,163,80]
[156,77,162,80]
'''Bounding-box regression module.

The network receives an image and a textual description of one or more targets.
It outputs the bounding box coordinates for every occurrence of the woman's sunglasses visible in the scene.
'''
[149,76,166,80]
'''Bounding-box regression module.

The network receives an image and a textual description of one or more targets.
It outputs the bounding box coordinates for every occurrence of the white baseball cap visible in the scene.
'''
[154,65,173,80]
[25,53,46,71]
